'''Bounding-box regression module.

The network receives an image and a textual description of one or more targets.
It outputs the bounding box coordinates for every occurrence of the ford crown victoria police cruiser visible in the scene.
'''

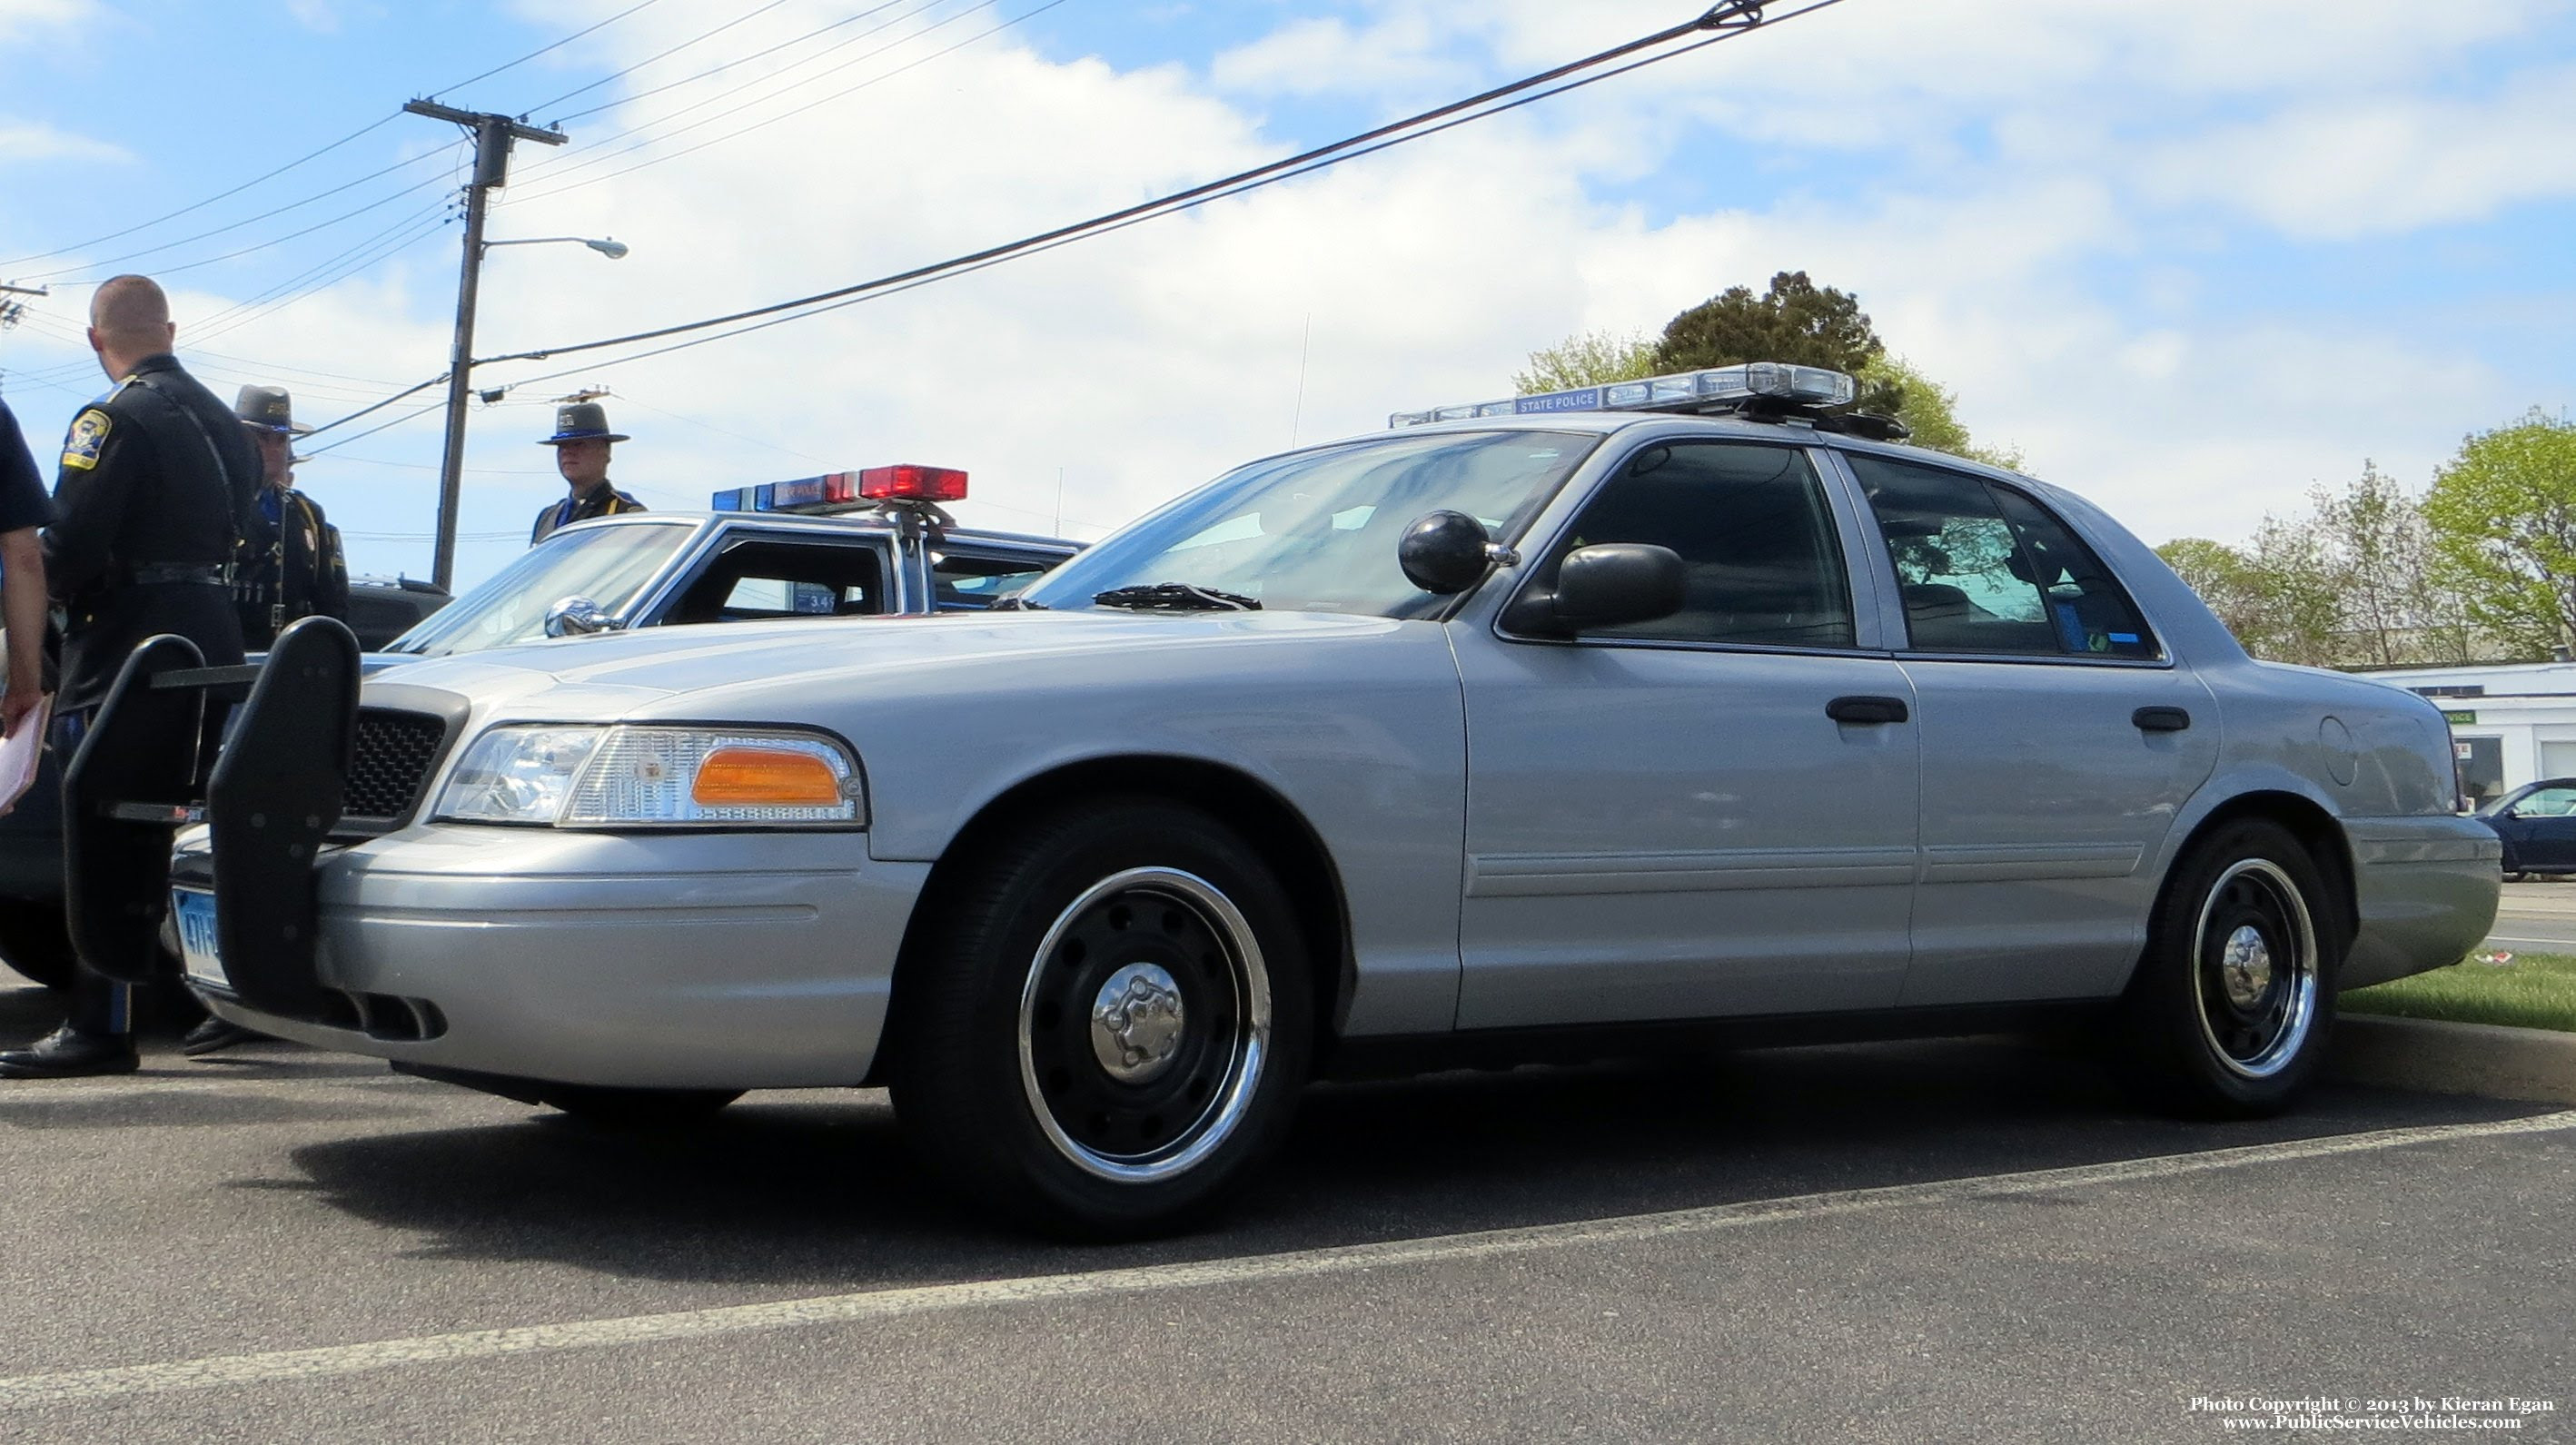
[154,364,2498,1235]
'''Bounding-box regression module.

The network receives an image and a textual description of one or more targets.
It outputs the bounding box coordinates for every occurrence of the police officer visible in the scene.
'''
[0,273,253,1080]
[530,401,644,544]
[231,384,349,650]
[0,395,53,747]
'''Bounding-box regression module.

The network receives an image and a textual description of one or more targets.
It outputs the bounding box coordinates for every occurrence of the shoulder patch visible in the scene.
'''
[61,409,112,471]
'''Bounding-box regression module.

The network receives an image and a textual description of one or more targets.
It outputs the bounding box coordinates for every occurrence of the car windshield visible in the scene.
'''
[382,518,697,657]
[1021,430,1600,619]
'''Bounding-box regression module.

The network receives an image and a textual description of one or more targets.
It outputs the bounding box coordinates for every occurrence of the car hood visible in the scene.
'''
[362,610,1409,714]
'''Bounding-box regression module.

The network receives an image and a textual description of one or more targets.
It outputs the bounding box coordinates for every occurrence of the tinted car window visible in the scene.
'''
[666,539,884,624]
[933,552,1054,610]
[1541,441,1854,648]
[1850,454,2157,660]
[2515,787,2576,817]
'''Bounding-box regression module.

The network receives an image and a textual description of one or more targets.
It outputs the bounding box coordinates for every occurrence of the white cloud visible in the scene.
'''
[286,0,342,35]
[0,0,93,44]
[20,0,2565,583]
[0,118,131,166]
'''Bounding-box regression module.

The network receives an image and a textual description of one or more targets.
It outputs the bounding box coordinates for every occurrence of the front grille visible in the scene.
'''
[343,708,449,823]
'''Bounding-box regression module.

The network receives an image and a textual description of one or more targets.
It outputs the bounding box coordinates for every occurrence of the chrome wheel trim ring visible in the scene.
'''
[2190,857,2321,1080]
[1016,866,1273,1183]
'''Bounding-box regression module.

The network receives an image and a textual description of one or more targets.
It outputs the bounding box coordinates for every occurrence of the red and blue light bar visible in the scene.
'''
[710,465,968,513]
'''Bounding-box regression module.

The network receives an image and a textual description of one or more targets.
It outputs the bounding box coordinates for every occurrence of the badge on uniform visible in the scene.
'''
[62,409,111,471]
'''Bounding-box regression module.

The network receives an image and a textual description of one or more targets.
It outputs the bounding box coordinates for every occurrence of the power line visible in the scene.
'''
[509,0,1023,205]
[548,0,916,126]
[0,114,403,271]
[15,147,456,284]
[519,0,800,119]
[429,0,669,100]
[482,1,1799,376]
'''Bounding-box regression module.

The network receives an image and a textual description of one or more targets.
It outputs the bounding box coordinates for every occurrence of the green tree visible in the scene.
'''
[1653,270,1885,376]
[2316,463,2474,667]
[1857,354,2022,470]
[1514,328,1658,394]
[2422,410,2576,659]
[2155,537,2266,646]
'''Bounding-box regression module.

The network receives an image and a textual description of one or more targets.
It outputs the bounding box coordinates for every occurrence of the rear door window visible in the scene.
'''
[1847,453,2158,660]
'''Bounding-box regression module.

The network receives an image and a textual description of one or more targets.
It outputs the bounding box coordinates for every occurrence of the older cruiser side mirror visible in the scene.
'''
[1399,510,1515,595]
[1502,544,1687,637]
[542,595,619,638]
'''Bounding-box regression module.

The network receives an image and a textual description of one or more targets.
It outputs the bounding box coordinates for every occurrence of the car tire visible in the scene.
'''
[539,1085,742,1127]
[0,899,75,990]
[2120,818,2339,1117]
[887,798,1313,1239]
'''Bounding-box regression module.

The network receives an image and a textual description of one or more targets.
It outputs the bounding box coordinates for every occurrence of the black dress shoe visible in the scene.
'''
[0,1024,141,1079]
[182,1016,262,1057]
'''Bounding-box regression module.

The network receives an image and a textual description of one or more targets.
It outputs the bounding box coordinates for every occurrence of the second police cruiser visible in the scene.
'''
[231,385,350,650]
[531,401,645,544]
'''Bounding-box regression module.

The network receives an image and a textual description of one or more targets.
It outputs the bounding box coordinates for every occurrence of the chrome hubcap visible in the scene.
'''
[1090,963,1186,1083]
[1016,867,1272,1183]
[2218,925,2273,1008]
[2192,857,2320,1080]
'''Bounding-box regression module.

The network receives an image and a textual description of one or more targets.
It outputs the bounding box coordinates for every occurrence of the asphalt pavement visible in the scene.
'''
[0,979,2568,1442]
[2482,878,2576,955]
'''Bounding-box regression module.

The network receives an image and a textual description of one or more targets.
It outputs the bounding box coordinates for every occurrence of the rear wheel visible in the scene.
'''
[2121,818,2337,1116]
[888,799,1312,1238]
[0,900,74,990]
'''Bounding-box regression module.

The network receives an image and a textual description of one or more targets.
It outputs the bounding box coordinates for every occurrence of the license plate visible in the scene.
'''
[171,888,228,990]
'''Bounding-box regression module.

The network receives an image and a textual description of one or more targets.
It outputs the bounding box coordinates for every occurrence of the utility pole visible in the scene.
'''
[404,101,565,590]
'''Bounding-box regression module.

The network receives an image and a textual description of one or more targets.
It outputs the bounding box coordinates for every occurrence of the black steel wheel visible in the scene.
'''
[2121,818,2338,1116]
[0,899,74,990]
[889,798,1312,1238]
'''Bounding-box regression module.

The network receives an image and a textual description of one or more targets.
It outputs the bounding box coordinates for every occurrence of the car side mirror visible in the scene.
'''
[1399,510,1514,595]
[543,595,619,638]
[1503,543,1687,637]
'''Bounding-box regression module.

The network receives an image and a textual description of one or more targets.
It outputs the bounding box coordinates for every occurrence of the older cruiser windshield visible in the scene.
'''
[1023,430,1598,619]
[383,519,695,657]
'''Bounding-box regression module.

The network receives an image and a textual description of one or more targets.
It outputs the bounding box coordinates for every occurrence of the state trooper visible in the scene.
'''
[530,401,644,544]
[231,384,349,651]
[1,273,253,1080]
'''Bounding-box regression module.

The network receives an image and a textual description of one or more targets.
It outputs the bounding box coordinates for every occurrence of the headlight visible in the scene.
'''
[432,725,866,827]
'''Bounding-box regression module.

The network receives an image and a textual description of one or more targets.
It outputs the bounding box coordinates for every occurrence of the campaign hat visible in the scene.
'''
[540,401,629,446]
[233,384,313,436]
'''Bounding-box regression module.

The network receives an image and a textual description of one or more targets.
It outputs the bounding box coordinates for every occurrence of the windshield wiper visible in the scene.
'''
[1091,583,1263,612]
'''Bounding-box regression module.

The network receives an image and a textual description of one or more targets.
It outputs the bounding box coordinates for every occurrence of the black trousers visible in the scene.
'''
[52,709,134,1037]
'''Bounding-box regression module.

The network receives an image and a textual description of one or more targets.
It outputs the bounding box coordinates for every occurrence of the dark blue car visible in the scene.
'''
[2475,777,2576,881]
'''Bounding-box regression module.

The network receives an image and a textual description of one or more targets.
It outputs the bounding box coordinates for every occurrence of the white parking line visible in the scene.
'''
[2,1110,2569,1409]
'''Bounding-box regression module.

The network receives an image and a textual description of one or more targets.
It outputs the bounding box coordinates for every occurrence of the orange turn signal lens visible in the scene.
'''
[691,747,844,807]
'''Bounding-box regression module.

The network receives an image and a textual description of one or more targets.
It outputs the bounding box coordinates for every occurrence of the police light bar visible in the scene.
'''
[1388,361,1858,429]
[709,465,969,513]
[859,464,968,502]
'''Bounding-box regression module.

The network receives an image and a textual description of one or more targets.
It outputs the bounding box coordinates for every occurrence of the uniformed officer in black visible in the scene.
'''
[530,401,644,544]
[231,384,349,650]
[0,273,253,1080]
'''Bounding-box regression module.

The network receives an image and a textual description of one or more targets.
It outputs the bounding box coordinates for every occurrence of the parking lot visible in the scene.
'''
[0,979,2568,1442]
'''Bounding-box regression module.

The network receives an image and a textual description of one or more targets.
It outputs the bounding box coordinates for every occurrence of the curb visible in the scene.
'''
[2327,1014,2576,1105]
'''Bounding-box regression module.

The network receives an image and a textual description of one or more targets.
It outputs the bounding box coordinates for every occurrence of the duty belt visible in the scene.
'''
[121,562,233,586]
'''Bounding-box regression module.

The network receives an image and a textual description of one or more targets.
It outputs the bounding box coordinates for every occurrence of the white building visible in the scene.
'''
[2357,661,2576,805]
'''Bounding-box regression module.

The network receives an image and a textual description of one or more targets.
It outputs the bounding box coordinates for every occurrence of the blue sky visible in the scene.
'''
[4,0,2573,589]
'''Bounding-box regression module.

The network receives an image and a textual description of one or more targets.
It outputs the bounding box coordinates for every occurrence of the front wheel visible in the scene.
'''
[888,799,1313,1238]
[2120,819,2338,1117]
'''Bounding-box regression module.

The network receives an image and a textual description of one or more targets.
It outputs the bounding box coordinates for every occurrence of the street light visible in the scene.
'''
[483,235,629,260]
[431,233,630,589]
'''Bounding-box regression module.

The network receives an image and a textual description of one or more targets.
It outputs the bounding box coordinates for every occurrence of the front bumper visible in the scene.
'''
[2342,816,2502,990]
[173,825,929,1090]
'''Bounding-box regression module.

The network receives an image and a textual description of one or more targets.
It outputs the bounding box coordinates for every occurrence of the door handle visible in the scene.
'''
[2133,706,2192,733]
[1827,695,1910,726]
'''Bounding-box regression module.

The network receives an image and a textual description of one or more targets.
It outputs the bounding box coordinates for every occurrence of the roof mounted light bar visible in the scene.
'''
[1390,361,1864,429]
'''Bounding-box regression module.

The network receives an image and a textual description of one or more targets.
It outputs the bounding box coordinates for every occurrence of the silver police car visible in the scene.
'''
[171,364,2499,1235]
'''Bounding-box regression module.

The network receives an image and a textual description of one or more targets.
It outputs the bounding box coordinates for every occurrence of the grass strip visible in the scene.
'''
[2343,950,2576,1034]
